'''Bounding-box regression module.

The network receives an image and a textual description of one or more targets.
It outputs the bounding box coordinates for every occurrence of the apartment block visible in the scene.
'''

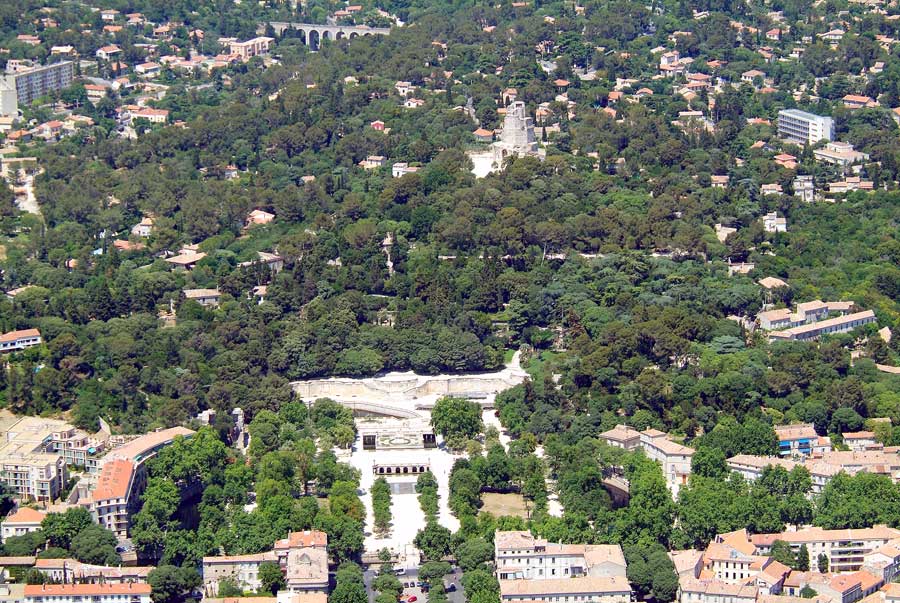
[753,526,900,573]
[84,427,194,539]
[495,531,627,581]
[768,310,876,342]
[0,62,74,109]
[499,576,632,603]
[23,583,151,603]
[777,109,834,145]
[0,416,110,502]
[229,37,274,60]
[773,423,831,457]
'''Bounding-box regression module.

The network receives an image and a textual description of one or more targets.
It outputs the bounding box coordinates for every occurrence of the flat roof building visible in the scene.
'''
[778,109,834,145]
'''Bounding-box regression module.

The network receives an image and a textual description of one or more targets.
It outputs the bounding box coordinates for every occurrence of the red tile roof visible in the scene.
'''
[24,584,151,596]
[0,328,40,343]
[92,458,134,501]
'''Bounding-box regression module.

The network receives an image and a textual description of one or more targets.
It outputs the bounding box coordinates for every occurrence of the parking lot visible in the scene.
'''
[363,567,464,603]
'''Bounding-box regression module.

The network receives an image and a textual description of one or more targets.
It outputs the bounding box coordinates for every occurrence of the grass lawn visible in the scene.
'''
[503,348,516,364]
[525,350,563,383]
[480,492,529,518]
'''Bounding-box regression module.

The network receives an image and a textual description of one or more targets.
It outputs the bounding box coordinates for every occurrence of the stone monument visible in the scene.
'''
[492,100,542,166]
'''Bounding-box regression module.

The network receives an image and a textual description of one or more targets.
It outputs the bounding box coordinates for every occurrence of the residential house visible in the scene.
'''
[712,175,730,188]
[84,84,109,104]
[843,95,879,109]
[794,175,816,202]
[0,508,45,542]
[359,156,386,169]
[599,424,642,450]
[202,531,328,595]
[394,81,415,96]
[773,423,825,457]
[183,289,221,308]
[844,431,878,452]
[0,329,41,353]
[95,45,121,61]
[131,217,154,237]
[762,212,787,233]
[640,429,694,497]
[392,163,419,178]
[473,128,494,143]
[814,141,869,168]
[134,62,161,77]
[828,177,874,194]
[245,209,275,228]
[164,251,207,270]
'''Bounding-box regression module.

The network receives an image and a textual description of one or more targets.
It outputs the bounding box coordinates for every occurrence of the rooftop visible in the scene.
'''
[24,584,152,596]
[499,576,631,596]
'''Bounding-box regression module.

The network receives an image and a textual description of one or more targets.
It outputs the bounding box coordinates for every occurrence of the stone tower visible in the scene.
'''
[492,101,540,166]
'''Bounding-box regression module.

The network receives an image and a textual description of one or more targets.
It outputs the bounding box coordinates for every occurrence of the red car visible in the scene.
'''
[407,597,417,602]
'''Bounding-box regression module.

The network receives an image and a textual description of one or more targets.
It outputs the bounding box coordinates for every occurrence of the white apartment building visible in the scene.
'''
[752,526,900,573]
[89,458,137,539]
[495,531,627,581]
[229,37,274,60]
[768,310,876,341]
[758,301,857,332]
[0,62,74,109]
[777,109,834,145]
[640,429,694,497]
[85,427,194,539]
[0,507,45,542]
[0,455,65,502]
[23,583,151,603]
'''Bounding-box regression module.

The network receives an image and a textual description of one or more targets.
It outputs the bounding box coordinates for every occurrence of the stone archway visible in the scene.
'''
[349,32,359,38]
[336,31,345,40]
[308,29,320,50]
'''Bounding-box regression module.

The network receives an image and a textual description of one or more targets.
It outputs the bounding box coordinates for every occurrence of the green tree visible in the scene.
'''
[258,562,286,595]
[770,540,797,569]
[431,397,483,441]
[371,477,392,537]
[454,537,494,572]
[148,565,201,603]
[414,521,452,561]
[796,544,810,571]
